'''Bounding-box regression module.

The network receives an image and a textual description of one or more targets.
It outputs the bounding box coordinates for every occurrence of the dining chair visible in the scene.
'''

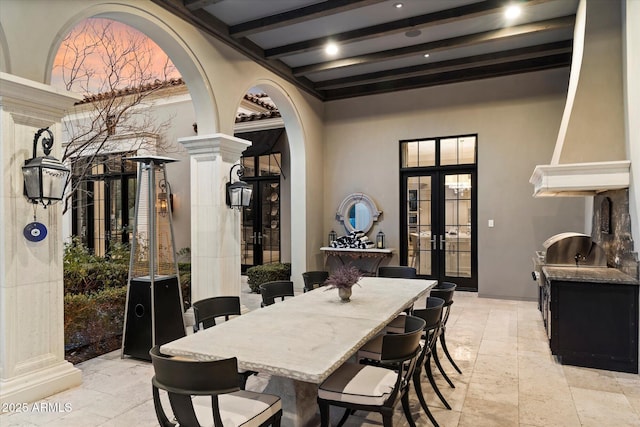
[356,298,446,426]
[317,315,426,427]
[191,296,255,389]
[377,266,417,279]
[412,297,446,426]
[302,270,329,292]
[430,282,462,378]
[150,346,282,427]
[377,266,418,320]
[259,281,294,307]
[192,296,241,332]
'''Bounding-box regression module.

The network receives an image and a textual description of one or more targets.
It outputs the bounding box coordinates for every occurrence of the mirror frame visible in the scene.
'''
[336,193,382,234]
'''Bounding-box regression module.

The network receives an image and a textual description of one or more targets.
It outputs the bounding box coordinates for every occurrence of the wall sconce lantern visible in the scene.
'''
[376,231,386,249]
[22,127,70,208]
[226,164,252,209]
[328,230,337,246]
[158,179,173,217]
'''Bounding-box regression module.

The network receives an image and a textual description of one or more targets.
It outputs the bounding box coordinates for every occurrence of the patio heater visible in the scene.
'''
[121,156,185,361]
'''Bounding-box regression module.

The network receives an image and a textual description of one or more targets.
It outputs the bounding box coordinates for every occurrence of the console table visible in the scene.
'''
[320,247,394,276]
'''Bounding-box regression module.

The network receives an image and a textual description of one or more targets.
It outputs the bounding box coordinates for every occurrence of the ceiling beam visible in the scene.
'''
[293,15,575,77]
[315,40,573,90]
[322,53,572,100]
[184,0,224,12]
[229,0,386,38]
[149,0,324,99]
[266,0,552,59]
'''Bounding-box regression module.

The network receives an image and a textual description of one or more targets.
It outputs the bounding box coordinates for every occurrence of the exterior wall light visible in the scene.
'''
[226,163,252,209]
[158,179,173,217]
[22,127,70,208]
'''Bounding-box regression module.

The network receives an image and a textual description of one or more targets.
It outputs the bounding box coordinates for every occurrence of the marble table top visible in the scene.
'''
[161,277,435,384]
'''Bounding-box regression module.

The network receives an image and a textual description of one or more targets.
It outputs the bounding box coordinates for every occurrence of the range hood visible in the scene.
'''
[530,0,630,197]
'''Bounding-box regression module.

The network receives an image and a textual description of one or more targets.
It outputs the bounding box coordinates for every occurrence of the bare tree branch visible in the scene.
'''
[54,18,181,216]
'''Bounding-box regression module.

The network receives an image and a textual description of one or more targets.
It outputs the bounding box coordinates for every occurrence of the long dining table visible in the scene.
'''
[161,276,436,427]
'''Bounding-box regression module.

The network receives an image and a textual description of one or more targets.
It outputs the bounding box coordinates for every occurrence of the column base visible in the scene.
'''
[0,361,82,405]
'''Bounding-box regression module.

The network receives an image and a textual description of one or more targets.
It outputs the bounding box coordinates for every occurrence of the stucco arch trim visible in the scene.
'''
[241,79,308,287]
[43,1,219,134]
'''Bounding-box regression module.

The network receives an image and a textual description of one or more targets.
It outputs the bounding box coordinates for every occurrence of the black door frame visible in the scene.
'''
[241,177,281,272]
[399,137,478,291]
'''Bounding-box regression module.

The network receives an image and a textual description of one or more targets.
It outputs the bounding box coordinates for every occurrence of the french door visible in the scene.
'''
[240,180,281,272]
[400,135,477,291]
[240,153,282,272]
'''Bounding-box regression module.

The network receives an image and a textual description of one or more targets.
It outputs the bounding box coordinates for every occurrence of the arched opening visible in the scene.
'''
[47,7,218,363]
[233,80,307,289]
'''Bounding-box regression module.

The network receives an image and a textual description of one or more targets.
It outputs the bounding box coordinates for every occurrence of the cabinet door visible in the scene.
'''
[551,280,638,373]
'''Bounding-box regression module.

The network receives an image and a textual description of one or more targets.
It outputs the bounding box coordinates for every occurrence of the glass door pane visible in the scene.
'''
[407,176,433,276]
[109,179,123,246]
[262,182,280,264]
[443,173,472,278]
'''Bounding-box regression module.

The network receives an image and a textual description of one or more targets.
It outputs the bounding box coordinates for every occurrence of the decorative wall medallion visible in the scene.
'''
[23,222,47,242]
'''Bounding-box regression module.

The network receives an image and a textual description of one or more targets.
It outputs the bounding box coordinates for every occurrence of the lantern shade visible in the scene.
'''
[22,155,70,205]
[227,180,252,208]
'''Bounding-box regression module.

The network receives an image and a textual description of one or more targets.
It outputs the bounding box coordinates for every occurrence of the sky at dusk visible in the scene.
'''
[51,18,181,94]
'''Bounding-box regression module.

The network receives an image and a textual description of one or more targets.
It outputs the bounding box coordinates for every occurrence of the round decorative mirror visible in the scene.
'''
[336,193,381,234]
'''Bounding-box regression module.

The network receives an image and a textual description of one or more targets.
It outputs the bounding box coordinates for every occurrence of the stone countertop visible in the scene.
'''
[542,266,639,285]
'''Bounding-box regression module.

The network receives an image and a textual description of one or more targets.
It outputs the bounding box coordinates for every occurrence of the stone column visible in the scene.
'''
[0,73,83,404]
[178,133,250,303]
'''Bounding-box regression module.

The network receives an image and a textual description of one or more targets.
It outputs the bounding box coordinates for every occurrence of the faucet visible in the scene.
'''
[574,252,586,267]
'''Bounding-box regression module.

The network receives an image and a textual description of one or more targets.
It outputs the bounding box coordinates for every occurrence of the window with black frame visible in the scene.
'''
[71,152,137,256]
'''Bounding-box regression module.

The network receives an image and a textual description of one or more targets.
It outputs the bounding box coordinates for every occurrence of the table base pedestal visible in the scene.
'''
[253,374,319,427]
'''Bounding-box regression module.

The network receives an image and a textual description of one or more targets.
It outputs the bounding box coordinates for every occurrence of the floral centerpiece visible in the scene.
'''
[324,265,362,302]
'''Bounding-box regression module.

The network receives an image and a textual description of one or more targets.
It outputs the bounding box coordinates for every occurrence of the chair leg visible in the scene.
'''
[319,400,330,427]
[425,356,451,410]
[440,333,462,374]
[152,386,177,427]
[336,408,354,427]
[413,371,440,427]
[401,391,418,427]
[433,346,455,388]
[272,411,282,427]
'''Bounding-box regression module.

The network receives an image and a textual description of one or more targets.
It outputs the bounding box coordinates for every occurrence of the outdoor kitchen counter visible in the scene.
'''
[542,266,639,285]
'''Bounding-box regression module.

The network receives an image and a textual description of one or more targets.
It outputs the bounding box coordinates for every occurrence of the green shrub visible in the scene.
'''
[178,262,191,307]
[64,262,128,294]
[246,262,291,293]
[64,286,127,351]
[63,238,129,294]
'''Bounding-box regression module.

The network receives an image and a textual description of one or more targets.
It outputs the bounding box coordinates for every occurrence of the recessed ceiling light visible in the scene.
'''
[325,42,339,56]
[394,3,403,8]
[505,5,522,20]
[423,53,430,58]
[405,29,421,38]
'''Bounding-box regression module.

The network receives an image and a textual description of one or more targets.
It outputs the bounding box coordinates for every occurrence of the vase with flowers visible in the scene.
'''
[324,265,362,302]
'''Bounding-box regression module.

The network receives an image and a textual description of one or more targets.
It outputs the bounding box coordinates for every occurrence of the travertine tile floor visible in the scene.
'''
[2,286,639,427]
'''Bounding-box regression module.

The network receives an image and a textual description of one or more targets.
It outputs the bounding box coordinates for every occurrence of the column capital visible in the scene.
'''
[178,133,251,163]
[0,72,82,120]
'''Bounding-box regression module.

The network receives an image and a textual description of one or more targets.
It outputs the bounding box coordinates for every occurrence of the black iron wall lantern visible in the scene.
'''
[158,179,173,217]
[226,163,252,209]
[22,127,70,208]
